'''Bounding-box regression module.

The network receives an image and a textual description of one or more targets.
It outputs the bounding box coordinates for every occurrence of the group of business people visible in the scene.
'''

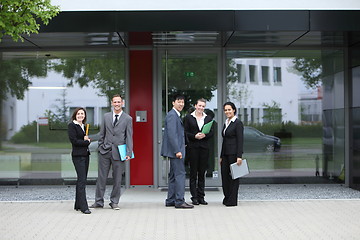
[68,94,133,214]
[68,93,243,214]
[161,94,244,209]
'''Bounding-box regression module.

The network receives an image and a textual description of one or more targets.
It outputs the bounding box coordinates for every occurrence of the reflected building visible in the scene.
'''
[227,58,300,124]
[0,3,360,190]
[299,87,322,124]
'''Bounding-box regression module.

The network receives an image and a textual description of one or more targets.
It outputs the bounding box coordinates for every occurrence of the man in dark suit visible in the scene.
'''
[90,94,133,210]
[184,98,214,205]
[161,94,193,209]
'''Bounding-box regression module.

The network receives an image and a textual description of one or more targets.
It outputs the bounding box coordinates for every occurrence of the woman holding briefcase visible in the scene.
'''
[220,102,244,207]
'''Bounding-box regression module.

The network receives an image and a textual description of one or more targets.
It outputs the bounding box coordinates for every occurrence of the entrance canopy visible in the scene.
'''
[1,10,360,50]
[51,0,360,11]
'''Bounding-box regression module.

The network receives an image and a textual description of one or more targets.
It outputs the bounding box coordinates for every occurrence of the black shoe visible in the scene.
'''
[165,203,175,207]
[191,199,199,205]
[81,209,91,214]
[175,202,194,209]
[109,203,120,210]
[198,199,208,205]
[225,204,237,207]
[90,203,103,208]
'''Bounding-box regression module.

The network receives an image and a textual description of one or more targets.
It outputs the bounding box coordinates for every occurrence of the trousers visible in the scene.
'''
[221,154,240,206]
[72,156,90,211]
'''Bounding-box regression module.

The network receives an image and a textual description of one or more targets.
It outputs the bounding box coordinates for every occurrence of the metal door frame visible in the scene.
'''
[153,47,224,188]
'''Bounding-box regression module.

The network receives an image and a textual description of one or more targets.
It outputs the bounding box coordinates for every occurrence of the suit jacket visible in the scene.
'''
[68,122,90,157]
[220,118,244,158]
[161,109,185,159]
[98,111,133,161]
[184,113,214,149]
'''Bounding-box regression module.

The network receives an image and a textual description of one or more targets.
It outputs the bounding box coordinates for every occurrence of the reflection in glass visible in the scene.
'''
[160,52,219,186]
[226,50,344,183]
[352,66,360,187]
[0,50,125,182]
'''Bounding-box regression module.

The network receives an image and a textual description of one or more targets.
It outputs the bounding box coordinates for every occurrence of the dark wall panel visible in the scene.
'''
[234,10,309,31]
[40,11,235,32]
[311,11,360,31]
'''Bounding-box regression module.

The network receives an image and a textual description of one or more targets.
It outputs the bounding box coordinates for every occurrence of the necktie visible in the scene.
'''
[114,115,119,126]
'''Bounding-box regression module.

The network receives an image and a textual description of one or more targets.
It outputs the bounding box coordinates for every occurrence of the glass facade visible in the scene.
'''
[0,50,125,183]
[352,64,360,188]
[226,50,345,182]
[159,51,219,187]
[0,47,349,185]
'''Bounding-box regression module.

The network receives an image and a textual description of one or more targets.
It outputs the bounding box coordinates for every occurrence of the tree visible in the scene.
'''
[51,52,126,104]
[228,84,253,110]
[0,58,48,101]
[51,89,71,123]
[0,58,49,145]
[226,59,253,113]
[292,57,322,89]
[163,57,218,113]
[262,100,283,124]
[0,0,60,42]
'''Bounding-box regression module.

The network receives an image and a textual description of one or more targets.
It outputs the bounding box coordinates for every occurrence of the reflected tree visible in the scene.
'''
[226,59,253,109]
[292,57,322,89]
[0,58,48,146]
[51,89,71,122]
[162,57,218,113]
[262,100,283,124]
[0,58,48,101]
[228,85,253,110]
[51,52,125,104]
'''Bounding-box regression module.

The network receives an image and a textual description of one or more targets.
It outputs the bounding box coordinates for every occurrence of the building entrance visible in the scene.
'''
[156,49,222,188]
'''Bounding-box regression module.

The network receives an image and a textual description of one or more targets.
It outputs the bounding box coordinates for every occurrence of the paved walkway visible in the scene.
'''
[1,186,360,240]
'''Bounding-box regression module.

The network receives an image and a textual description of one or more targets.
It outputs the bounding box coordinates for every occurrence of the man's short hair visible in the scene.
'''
[173,94,185,102]
[112,94,123,101]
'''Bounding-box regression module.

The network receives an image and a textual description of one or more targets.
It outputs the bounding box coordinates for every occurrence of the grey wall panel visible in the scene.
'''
[311,11,360,31]
[234,10,309,31]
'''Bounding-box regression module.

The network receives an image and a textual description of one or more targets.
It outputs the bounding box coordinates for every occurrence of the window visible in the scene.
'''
[249,65,258,83]
[0,50,125,182]
[262,66,270,84]
[273,67,282,84]
[251,108,260,124]
[263,108,282,124]
[86,107,95,125]
[239,108,249,124]
[237,64,246,83]
[9,106,14,130]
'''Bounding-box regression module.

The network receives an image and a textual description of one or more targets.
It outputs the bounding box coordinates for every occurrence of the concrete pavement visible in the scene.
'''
[1,186,360,240]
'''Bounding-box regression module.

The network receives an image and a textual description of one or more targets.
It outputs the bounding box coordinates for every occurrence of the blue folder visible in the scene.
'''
[117,144,135,161]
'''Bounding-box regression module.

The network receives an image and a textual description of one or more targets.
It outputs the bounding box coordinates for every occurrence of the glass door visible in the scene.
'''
[156,49,222,187]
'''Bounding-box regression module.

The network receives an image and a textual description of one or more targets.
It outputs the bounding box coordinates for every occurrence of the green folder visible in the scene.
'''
[118,144,135,161]
[201,120,214,134]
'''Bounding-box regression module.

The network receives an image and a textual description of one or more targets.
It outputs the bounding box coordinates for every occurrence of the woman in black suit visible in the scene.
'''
[68,107,91,214]
[220,102,244,207]
[184,98,214,205]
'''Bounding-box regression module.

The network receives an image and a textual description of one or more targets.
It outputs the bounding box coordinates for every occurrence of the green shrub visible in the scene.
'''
[11,121,69,143]
[248,122,322,138]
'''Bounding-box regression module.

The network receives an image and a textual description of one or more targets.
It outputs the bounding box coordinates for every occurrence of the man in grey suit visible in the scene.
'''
[161,94,193,209]
[90,94,133,210]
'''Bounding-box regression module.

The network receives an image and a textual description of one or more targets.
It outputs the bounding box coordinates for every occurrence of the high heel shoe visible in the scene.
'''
[81,209,91,214]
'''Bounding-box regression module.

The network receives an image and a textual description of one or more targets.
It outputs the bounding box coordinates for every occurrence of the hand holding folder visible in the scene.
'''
[230,159,249,179]
[201,120,214,134]
[118,144,134,161]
